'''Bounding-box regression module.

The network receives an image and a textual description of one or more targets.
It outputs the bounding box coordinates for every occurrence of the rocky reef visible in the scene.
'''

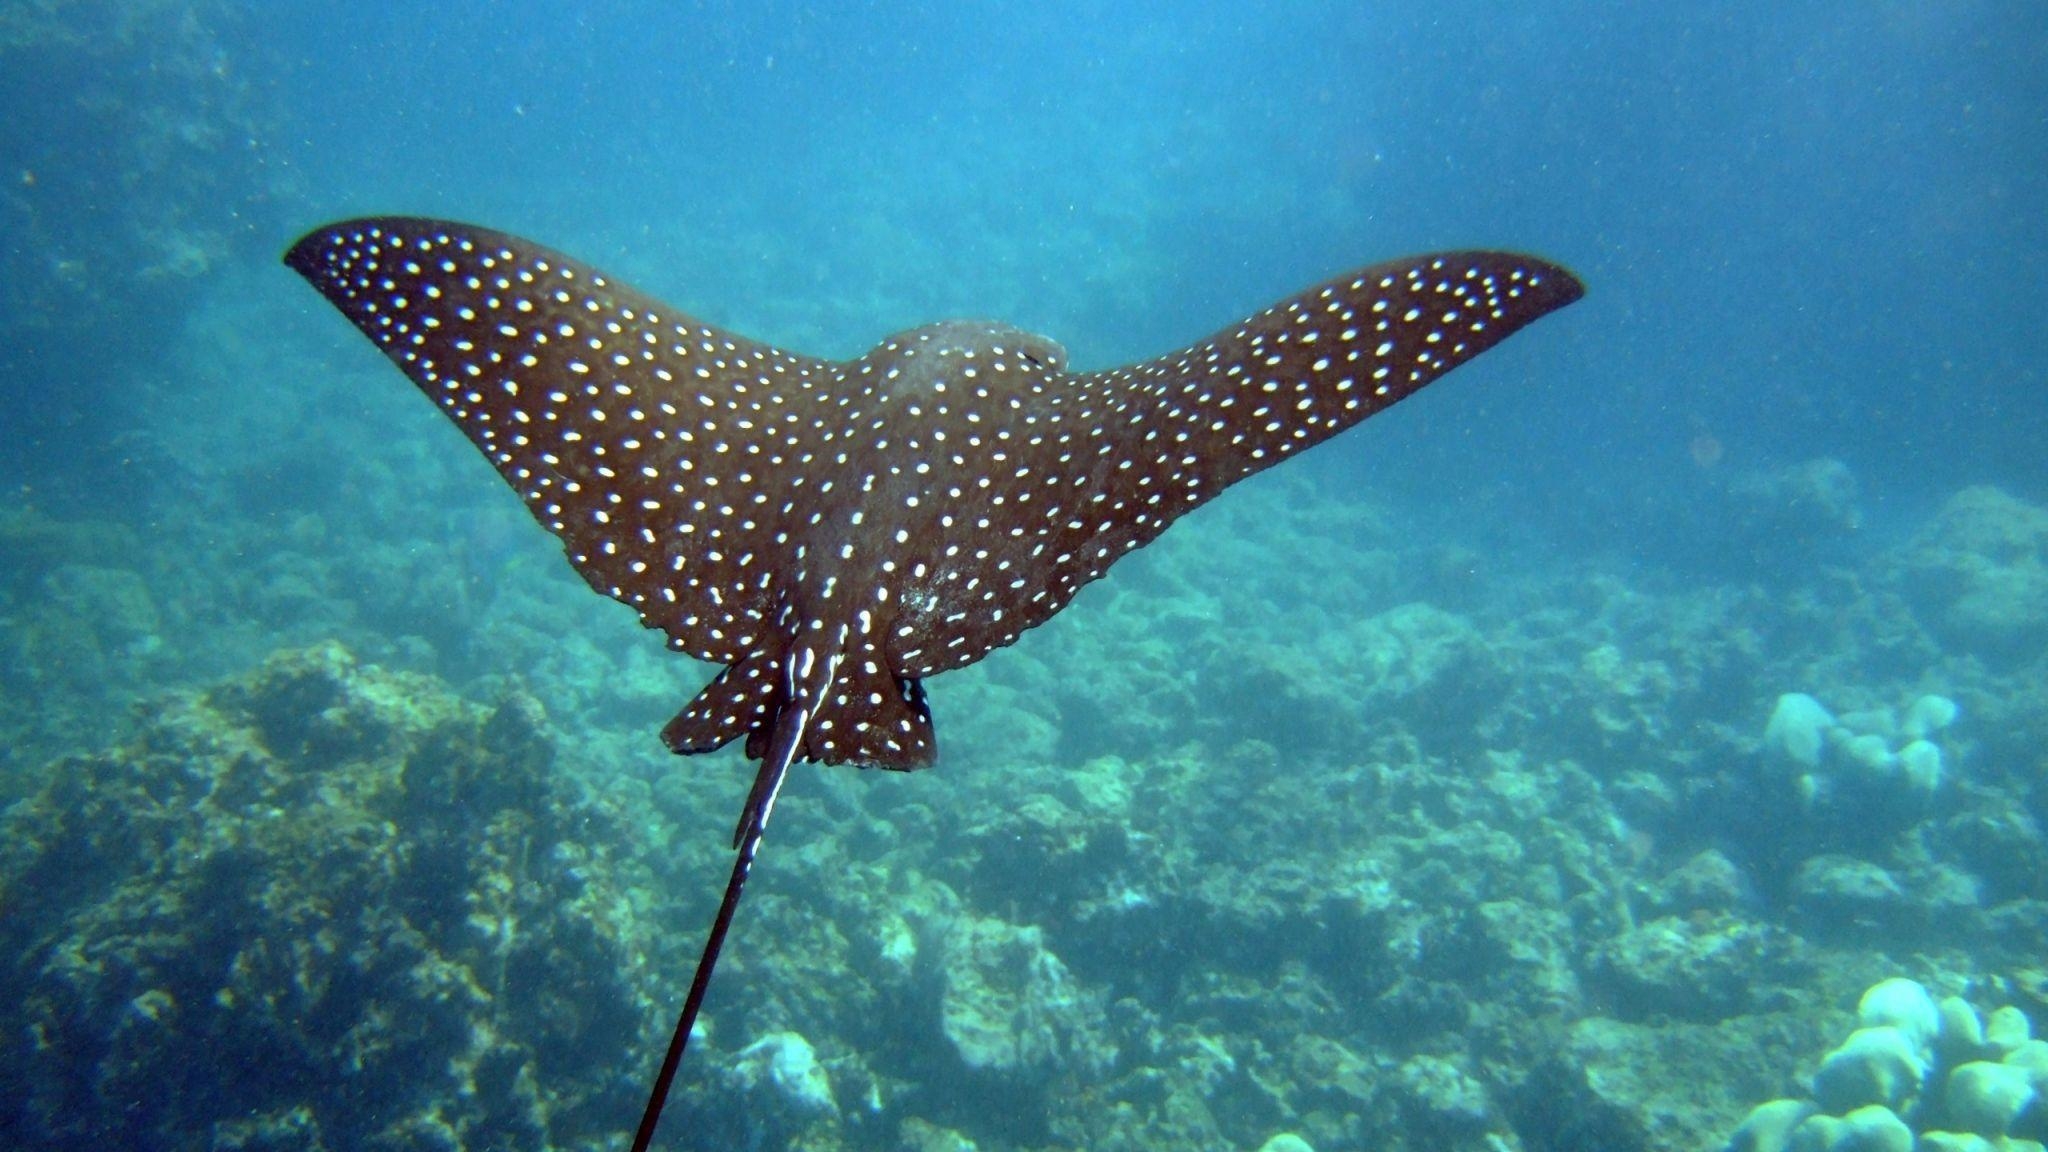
[0,643,655,1150]
[2,460,2045,1152]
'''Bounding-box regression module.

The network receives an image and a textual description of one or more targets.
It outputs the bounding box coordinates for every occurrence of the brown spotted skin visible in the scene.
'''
[286,217,1582,771]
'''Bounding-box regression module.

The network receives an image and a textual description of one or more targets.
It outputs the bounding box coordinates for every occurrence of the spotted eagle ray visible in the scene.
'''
[284,217,1581,1148]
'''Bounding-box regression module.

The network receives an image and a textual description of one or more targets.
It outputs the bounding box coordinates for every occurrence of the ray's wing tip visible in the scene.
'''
[1503,250,1586,310]
[281,223,330,275]
[281,216,487,273]
[1535,255,1587,306]
[281,217,382,281]
[1424,249,1584,301]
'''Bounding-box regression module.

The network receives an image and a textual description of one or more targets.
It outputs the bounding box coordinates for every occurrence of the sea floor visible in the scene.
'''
[4,404,2045,1151]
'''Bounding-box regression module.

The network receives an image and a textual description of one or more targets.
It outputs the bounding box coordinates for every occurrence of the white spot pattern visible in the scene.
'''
[287,217,1581,770]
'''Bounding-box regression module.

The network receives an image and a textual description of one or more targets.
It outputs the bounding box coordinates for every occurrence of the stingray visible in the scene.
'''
[285,217,1581,1148]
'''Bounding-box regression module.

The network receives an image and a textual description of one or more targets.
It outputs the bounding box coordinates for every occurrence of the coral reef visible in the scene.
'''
[5,438,2047,1152]
[0,643,655,1151]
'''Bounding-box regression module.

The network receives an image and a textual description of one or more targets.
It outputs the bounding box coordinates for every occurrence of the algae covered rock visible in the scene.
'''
[0,642,653,1151]
[1532,1014,1788,1152]
[0,521,170,774]
[1898,485,2048,659]
[1650,848,1755,915]
[1591,913,1792,1020]
[729,1029,838,1119]
[1392,1052,1495,1141]
[938,913,1111,1076]
[900,1117,984,1152]
[1792,855,1910,919]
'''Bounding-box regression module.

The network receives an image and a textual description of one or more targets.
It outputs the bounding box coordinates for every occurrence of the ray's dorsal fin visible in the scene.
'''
[285,215,1583,1151]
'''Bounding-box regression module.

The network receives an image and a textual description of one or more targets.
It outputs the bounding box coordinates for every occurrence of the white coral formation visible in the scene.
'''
[1859,978,1943,1053]
[1787,1104,1914,1152]
[1761,692,1961,800]
[1725,978,2048,1152]
[1811,1026,1926,1113]
[1765,693,1836,770]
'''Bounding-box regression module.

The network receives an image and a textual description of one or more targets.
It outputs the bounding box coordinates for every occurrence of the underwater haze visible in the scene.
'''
[3,3,2046,1151]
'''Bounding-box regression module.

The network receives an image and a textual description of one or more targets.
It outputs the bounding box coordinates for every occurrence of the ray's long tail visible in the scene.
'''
[633,649,838,1152]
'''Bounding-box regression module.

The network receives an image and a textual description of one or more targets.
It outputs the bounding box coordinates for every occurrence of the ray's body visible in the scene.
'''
[286,218,1581,1148]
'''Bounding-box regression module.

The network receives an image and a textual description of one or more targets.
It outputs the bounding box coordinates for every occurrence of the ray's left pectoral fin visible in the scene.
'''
[283,217,827,668]
[1121,250,1583,499]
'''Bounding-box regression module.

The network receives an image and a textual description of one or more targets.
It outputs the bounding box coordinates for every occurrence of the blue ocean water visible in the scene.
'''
[2,3,2045,1151]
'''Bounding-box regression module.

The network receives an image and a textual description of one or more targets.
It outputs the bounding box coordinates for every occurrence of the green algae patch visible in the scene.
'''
[0,642,654,1152]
